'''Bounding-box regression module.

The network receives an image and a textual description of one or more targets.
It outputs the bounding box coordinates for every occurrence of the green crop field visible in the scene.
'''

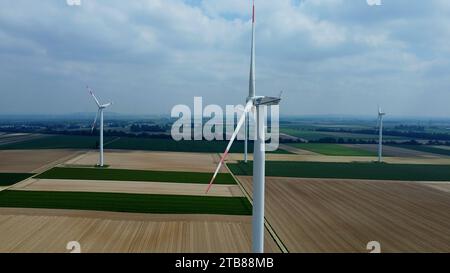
[290,143,377,156]
[281,129,331,141]
[105,137,290,154]
[36,167,236,185]
[282,128,405,141]
[0,173,34,186]
[0,135,290,154]
[391,145,450,157]
[0,135,115,150]
[0,190,252,215]
[228,161,450,181]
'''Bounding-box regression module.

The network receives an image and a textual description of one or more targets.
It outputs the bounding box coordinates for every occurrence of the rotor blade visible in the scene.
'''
[87,86,101,107]
[91,110,99,133]
[206,101,253,194]
[102,102,113,108]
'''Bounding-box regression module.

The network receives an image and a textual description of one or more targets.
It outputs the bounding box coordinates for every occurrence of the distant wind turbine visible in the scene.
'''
[377,106,386,163]
[88,86,113,167]
[206,0,282,253]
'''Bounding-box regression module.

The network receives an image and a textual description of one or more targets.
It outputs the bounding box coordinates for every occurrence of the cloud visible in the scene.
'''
[0,0,450,117]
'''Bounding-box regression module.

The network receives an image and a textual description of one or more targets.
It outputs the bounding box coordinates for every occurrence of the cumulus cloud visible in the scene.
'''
[0,0,450,117]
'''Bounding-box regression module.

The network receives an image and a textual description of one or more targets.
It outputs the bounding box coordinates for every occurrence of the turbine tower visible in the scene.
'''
[244,0,256,163]
[377,106,386,163]
[206,1,281,253]
[88,87,113,167]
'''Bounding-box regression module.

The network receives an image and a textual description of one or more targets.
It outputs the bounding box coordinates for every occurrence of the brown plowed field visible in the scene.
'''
[0,208,280,253]
[237,176,450,253]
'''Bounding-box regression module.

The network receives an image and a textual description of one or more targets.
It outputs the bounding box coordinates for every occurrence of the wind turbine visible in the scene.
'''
[377,106,386,163]
[244,0,257,163]
[88,87,113,167]
[206,0,281,253]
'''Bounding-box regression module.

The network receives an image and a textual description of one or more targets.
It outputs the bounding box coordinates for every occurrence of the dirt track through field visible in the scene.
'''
[65,151,227,173]
[237,176,450,253]
[0,208,280,253]
[11,178,244,197]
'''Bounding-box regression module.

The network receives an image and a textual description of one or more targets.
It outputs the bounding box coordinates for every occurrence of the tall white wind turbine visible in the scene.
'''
[377,106,386,163]
[244,0,257,163]
[88,87,113,167]
[206,1,281,253]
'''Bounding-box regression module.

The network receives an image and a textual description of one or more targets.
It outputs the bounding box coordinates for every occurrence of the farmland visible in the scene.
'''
[281,128,406,141]
[229,161,450,181]
[0,208,280,253]
[0,149,83,173]
[0,173,34,186]
[0,190,252,215]
[237,176,450,252]
[289,143,377,156]
[0,135,290,154]
[0,135,113,150]
[36,167,236,185]
[390,145,450,157]
[65,151,228,173]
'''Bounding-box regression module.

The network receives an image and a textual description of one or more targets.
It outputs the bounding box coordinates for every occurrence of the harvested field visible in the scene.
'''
[0,208,280,253]
[12,178,244,197]
[65,151,228,173]
[237,176,450,252]
[423,183,450,193]
[0,149,83,173]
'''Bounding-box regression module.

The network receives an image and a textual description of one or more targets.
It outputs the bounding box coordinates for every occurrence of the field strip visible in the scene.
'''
[227,153,450,165]
[0,208,280,253]
[0,134,44,146]
[31,150,87,173]
[11,178,244,197]
[68,150,229,173]
[0,207,251,222]
[261,176,450,185]
[0,190,252,215]
[0,150,88,193]
[63,151,93,165]
[278,144,318,155]
[422,183,450,193]
[224,162,289,253]
[229,161,450,181]
[237,176,450,252]
[36,167,236,185]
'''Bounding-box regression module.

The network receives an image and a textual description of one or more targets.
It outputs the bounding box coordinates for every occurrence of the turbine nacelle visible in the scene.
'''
[378,106,386,117]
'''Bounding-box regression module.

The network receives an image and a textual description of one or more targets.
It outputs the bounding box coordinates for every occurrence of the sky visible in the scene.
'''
[0,0,450,117]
